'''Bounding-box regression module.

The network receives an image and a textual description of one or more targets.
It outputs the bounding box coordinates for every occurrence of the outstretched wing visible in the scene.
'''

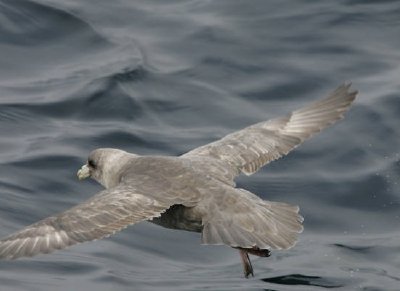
[0,179,198,260]
[183,83,357,176]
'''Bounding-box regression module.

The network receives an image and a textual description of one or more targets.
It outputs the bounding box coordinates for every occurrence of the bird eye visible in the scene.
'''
[88,159,96,168]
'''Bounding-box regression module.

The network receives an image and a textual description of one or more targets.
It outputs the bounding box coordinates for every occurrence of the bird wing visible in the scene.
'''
[182,83,357,176]
[0,178,200,260]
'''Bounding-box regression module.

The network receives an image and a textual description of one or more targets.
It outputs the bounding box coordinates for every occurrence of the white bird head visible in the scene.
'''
[77,148,133,188]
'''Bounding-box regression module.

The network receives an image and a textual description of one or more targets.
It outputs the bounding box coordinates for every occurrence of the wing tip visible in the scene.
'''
[340,81,358,99]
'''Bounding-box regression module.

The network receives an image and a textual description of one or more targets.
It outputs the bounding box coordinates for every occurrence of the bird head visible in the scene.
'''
[77,148,131,188]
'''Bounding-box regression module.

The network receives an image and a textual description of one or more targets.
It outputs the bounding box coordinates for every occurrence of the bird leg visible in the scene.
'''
[239,249,254,278]
[236,247,271,278]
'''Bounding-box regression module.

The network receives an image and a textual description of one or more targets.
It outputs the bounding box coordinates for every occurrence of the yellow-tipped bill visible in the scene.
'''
[77,164,90,180]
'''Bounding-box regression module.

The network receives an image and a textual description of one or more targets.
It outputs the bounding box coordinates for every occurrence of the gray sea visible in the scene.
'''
[0,0,399,290]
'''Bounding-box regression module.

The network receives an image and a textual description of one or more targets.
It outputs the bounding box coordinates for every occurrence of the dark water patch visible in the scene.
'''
[141,99,190,113]
[0,179,34,194]
[0,2,144,88]
[345,0,400,8]
[342,266,400,281]
[0,75,145,121]
[357,267,400,282]
[343,58,395,77]
[111,65,149,83]
[242,78,327,102]
[0,259,100,275]
[8,154,78,170]
[93,271,132,287]
[188,25,239,45]
[327,12,370,26]
[81,84,141,121]
[0,0,118,85]
[261,274,344,288]
[334,243,373,252]
[0,100,87,121]
[380,92,400,117]
[90,251,133,265]
[334,238,400,268]
[338,175,398,212]
[200,56,265,75]
[91,130,169,151]
[0,0,109,46]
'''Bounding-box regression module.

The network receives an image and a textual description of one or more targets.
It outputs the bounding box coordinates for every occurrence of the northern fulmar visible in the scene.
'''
[0,84,357,277]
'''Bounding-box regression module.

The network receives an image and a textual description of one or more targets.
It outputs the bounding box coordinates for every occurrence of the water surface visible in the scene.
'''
[0,0,399,290]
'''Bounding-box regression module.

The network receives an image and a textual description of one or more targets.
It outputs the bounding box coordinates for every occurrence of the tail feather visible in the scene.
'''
[201,188,303,251]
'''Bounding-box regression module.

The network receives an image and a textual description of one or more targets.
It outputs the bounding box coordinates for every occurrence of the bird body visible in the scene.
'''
[0,84,357,277]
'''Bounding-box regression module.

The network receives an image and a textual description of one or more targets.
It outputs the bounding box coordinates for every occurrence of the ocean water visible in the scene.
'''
[0,0,399,290]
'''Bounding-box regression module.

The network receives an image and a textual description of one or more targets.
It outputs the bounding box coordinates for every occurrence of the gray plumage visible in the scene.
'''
[0,84,357,276]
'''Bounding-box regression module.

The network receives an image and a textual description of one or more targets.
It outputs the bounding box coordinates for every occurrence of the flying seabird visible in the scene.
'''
[0,84,357,277]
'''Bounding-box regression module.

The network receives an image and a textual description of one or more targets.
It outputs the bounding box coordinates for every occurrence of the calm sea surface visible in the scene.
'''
[0,0,399,290]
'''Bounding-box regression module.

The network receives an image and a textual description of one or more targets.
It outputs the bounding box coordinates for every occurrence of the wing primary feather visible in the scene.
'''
[183,83,357,177]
